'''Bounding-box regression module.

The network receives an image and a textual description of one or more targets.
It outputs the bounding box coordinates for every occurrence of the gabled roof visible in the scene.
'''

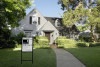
[26,8,37,16]
[45,17,62,23]
[45,17,63,30]
[45,17,80,34]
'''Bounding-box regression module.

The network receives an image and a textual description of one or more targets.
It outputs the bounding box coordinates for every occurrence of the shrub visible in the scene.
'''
[0,39,8,48]
[96,42,100,46]
[57,36,67,39]
[7,40,16,48]
[63,39,77,48]
[76,42,100,47]
[55,37,76,48]
[55,39,66,45]
[55,37,67,48]
[79,36,92,42]
[0,38,16,48]
[56,39,67,48]
[36,36,48,39]
[76,42,89,47]
[14,32,26,44]
[33,36,49,48]
[98,38,100,42]
[89,42,100,47]
[0,29,13,48]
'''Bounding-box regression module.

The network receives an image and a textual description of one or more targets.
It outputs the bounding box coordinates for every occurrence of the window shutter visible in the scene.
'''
[38,17,40,25]
[30,16,32,24]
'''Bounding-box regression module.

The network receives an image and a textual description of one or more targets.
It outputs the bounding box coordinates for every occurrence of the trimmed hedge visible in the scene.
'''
[79,36,92,42]
[76,42,100,47]
[89,42,100,47]
[63,39,77,48]
[55,37,66,48]
[76,42,89,47]
[57,36,67,39]
[33,36,49,48]
[55,37,76,48]
[56,36,100,48]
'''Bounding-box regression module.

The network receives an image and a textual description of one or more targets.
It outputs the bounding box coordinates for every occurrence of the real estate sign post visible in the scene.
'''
[21,37,33,64]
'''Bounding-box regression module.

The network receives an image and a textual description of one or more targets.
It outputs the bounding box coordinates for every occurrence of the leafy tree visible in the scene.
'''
[62,3,86,38]
[0,0,34,27]
[77,26,86,32]
[0,0,34,46]
[86,6,100,42]
[60,0,100,42]
[58,0,87,10]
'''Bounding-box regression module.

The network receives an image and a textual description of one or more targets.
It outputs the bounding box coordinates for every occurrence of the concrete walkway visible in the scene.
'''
[52,48,86,67]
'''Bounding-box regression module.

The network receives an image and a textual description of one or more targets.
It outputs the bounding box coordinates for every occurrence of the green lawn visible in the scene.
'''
[0,48,56,67]
[65,47,100,67]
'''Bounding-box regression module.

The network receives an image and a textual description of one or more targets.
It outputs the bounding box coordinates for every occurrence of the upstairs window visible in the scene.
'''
[29,16,37,24]
[38,17,40,25]
[30,16,32,24]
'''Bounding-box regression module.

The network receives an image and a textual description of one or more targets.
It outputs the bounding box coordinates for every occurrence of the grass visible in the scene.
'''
[65,47,100,67]
[0,48,56,67]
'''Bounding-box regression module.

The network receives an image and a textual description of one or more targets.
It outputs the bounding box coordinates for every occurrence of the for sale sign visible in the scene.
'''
[22,37,33,52]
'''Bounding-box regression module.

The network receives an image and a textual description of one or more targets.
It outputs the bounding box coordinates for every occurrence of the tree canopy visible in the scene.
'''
[59,0,100,42]
[0,0,34,46]
[0,0,34,28]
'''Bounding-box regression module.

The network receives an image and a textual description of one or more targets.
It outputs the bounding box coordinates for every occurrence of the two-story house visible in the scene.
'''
[12,8,79,44]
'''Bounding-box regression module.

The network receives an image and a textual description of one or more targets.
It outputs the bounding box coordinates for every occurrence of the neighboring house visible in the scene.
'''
[76,18,100,39]
[75,19,91,37]
[12,8,79,44]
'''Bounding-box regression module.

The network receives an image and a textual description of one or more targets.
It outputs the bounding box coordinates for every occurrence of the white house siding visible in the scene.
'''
[12,9,37,37]
[32,9,59,44]
[34,9,48,30]
[41,21,59,44]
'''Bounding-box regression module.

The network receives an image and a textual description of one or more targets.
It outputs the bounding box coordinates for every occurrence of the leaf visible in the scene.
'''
[5,8,12,12]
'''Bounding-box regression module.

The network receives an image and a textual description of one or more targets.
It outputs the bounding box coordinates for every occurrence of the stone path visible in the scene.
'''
[52,48,86,67]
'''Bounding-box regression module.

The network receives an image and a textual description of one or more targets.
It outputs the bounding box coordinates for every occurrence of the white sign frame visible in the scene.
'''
[22,37,33,52]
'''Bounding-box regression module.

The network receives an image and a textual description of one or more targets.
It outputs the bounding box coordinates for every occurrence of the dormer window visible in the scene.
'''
[57,22,61,27]
[55,19,61,27]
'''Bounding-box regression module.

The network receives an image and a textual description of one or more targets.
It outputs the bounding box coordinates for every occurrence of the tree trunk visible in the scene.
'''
[88,0,96,42]
[90,25,96,42]
[68,28,71,38]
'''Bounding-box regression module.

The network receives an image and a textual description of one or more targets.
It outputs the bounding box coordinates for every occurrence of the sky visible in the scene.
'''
[26,0,64,18]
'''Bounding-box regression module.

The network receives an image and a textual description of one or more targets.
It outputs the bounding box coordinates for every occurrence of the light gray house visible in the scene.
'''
[12,8,79,44]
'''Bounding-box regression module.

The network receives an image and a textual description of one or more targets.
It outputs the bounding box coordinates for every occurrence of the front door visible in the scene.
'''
[45,32,50,41]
